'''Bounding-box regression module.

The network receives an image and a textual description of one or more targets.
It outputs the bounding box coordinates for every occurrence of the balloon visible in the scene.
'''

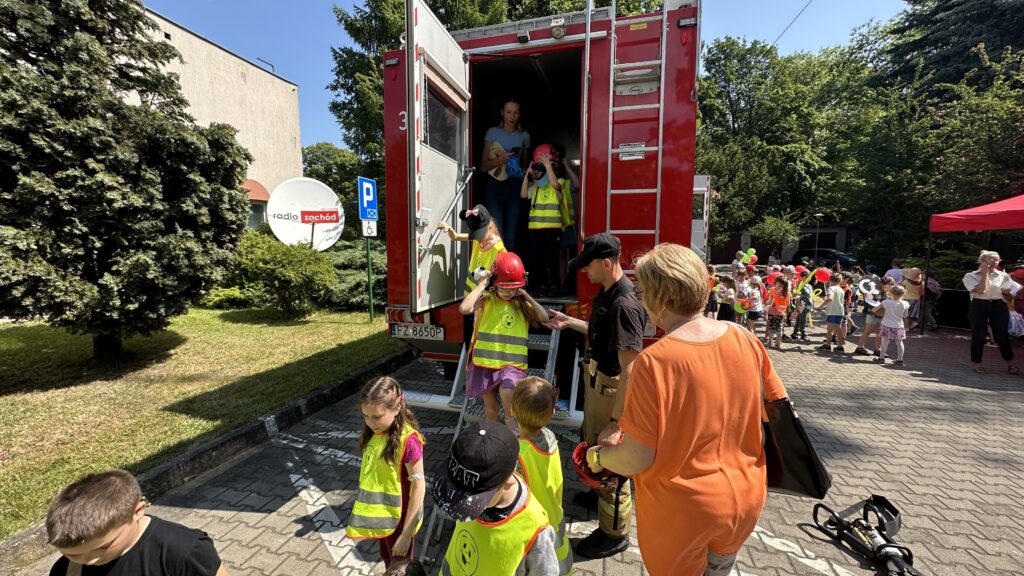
[734,299,754,314]
[857,278,879,297]
[747,248,757,256]
[794,265,807,274]
[814,268,831,283]
[741,255,751,264]
[749,255,758,264]
[811,288,824,307]
[764,272,784,286]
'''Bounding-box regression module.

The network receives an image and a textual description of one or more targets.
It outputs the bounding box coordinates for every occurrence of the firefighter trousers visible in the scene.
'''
[582,360,633,538]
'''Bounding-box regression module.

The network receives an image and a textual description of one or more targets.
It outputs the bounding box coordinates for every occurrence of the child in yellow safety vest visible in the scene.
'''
[346,377,426,570]
[438,204,507,296]
[512,376,574,575]
[552,144,581,295]
[432,420,560,576]
[521,144,564,298]
[460,252,548,428]
[439,204,507,347]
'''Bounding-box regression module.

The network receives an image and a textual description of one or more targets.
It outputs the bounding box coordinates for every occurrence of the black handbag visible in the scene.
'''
[738,325,833,499]
[761,397,833,499]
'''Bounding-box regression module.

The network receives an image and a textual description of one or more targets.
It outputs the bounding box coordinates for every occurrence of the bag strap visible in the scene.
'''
[730,324,769,423]
[66,562,82,576]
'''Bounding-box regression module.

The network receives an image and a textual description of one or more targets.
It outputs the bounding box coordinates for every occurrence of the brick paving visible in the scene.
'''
[16,315,1024,575]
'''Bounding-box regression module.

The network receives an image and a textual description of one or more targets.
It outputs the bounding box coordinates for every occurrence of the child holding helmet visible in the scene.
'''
[520,144,564,297]
[460,252,549,427]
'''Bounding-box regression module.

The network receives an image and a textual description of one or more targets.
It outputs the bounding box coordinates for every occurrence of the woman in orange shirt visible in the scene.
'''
[585,243,788,576]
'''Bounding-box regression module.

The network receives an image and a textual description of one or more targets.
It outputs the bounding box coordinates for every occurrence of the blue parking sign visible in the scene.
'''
[358,177,378,221]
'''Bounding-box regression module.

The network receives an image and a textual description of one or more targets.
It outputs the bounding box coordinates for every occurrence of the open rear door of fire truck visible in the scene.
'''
[405,0,472,314]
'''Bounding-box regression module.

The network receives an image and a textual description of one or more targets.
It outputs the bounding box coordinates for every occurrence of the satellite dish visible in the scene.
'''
[267,177,345,251]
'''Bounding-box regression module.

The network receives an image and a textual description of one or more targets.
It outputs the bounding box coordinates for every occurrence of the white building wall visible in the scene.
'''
[146,10,302,195]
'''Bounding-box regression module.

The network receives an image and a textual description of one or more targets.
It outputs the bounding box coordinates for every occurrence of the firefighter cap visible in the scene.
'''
[569,233,621,271]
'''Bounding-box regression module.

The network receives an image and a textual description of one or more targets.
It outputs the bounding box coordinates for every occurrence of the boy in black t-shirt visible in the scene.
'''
[46,469,227,576]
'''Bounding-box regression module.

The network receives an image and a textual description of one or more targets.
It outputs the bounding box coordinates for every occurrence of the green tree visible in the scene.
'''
[0,0,252,360]
[877,0,1024,96]
[303,142,366,240]
[749,216,802,259]
[928,47,1024,210]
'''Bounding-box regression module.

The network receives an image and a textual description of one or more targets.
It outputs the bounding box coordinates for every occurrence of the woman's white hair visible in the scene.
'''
[979,250,1001,264]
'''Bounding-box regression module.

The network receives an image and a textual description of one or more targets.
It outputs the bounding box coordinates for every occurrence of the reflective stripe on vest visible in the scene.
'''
[440,474,550,576]
[529,184,563,229]
[518,438,572,574]
[345,425,424,539]
[471,296,529,369]
[465,239,506,295]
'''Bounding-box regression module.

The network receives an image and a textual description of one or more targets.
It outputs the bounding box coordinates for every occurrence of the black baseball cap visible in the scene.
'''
[431,421,519,522]
[568,233,621,271]
[458,204,491,242]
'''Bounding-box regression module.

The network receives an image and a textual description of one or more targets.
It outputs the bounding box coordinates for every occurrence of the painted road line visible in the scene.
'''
[284,454,376,572]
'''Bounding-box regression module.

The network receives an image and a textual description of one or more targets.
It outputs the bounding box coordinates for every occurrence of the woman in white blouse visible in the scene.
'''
[962,250,1020,375]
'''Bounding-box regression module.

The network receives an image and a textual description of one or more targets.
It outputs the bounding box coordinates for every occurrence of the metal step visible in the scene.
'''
[611,103,660,112]
[526,367,546,378]
[528,333,551,350]
[613,59,662,69]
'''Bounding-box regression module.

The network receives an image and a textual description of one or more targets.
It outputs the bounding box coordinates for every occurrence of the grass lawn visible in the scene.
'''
[0,308,405,541]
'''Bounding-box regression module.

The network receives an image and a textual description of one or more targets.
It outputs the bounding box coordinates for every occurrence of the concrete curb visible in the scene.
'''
[0,346,417,575]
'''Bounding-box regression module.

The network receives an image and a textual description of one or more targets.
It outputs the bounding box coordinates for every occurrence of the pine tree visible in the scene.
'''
[879,0,1024,95]
[0,0,252,360]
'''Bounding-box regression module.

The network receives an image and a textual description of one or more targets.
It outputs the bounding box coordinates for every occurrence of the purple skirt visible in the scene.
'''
[879,325,906,340]
[465,363,527,399]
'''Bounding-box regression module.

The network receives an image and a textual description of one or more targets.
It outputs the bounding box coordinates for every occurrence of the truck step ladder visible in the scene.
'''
[606,1,670,245]
[416,308,579,566]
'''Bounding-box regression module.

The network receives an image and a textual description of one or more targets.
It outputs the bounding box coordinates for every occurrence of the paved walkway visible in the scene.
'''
[19,316,1024,575]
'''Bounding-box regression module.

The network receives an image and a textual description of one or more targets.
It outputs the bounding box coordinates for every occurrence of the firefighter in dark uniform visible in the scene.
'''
[546,233,647,558]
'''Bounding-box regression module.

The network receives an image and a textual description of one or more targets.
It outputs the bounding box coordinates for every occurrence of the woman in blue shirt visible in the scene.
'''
[479,99,530,251]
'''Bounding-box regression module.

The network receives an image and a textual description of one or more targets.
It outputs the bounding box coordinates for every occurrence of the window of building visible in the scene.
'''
[692,193,705,220]
[248,201,267,229]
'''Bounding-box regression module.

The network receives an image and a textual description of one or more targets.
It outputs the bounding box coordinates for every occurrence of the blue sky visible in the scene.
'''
[145,0,906,148]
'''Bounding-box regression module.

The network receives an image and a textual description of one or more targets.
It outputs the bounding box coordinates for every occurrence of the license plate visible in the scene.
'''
[390,323,445,341]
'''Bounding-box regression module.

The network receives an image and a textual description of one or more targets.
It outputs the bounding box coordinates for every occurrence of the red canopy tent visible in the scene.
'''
[923,194,1024,333]
[930,194,1024,232]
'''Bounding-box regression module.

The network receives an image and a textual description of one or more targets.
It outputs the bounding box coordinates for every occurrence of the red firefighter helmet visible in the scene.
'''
[532,143,556,163]
[572,442,622,490]
[492,252,526,289]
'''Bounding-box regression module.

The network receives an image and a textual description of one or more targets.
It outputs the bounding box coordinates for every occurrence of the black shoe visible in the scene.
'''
[572,489,599,511]
[575,529,629,559]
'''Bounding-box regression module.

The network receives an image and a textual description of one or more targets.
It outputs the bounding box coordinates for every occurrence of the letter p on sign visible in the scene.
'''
[358,177,378,221]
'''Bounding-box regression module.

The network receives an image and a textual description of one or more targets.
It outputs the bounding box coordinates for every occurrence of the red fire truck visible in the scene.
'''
[382,0,702,422]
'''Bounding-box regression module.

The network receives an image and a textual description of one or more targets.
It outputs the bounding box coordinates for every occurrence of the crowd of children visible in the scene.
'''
[707,262,913,365]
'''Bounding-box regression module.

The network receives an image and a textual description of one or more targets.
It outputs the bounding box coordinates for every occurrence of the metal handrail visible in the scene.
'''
[417,167,475,264]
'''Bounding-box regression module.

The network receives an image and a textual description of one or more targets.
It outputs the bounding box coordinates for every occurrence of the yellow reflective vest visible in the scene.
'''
[440,474,551,576]
[528,182,563,230]
[558,178,575,228]
[471,294,529,370]
[518,431,573,575]
[345,424,424,539]
[465,239,506,295]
